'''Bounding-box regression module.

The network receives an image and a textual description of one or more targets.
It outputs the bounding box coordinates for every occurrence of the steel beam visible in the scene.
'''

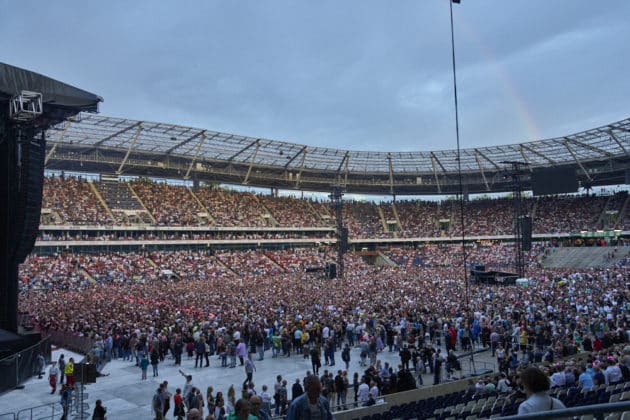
[430,152,448,173]
[518,145,533,170]
[228,138,260,162]
[284,146,308,169]
[520,143,556,164]
[431,153,442,193]
[184,132,207,179]
[336,151,349,174]
[295,150,308,189]
[116,124,144,174]
[387,153,394,195]
[165,129,206,155]
[93,120,142,148]
[243,142,261,184]
[45,120,71,165]
[474,148,501,170]
[608,131,628,156]
[474,150,490,191]
[564,136,613,158]
[562,140,592,182]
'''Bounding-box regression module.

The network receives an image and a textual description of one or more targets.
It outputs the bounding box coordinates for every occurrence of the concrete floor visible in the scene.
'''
[0,344,497,419]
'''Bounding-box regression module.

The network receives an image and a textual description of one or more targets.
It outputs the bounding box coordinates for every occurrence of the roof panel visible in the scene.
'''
[51,114,630,176]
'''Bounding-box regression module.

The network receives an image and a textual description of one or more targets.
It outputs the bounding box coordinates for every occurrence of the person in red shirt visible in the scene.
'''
[173,388,185,420]
[593,336,603,352]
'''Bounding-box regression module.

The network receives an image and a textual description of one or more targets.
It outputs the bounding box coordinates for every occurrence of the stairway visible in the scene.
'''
[80,268,96,284]
[305,200,326,224]
[264,252,286,272]
[215,256,238,276]
[617,193,630,229]
[540,246,628,269]
[127,183,157,224]
[89,182,115,222]
[594,195,615,229]
[375,252,398,268]
[250,194,279,227]
[377,206,388,231]
[188,187,216,225]
[391,203,403,231]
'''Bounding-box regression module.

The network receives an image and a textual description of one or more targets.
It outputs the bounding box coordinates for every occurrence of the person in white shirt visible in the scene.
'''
[550,367,566,388]
[369,381,379,400]
[357,378,370,404]
[48,361,59,394]
[604,360,623,385]
[497,373,512,394]
[518,367,566,416]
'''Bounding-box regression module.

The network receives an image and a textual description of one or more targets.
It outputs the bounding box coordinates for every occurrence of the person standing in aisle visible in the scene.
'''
[243,354,256,387]
[48,361,59,394]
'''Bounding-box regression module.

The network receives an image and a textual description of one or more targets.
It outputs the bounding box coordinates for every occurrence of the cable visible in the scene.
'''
[449,0,469,308]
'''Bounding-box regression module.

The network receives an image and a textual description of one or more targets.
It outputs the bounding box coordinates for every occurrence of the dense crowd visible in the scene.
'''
[18,242,629,419]
[40,177,628,239]
[43,177,114,225]
[130,180,207,226]
[37,230,333,242]
[20,246,629,355]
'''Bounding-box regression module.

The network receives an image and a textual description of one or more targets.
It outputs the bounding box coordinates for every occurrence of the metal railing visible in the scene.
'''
[5,387,90,420]
[0,338,51,394]
[495,400,630,420]
[46,331,94,356]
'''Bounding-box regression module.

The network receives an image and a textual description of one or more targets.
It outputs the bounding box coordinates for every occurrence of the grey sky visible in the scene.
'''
[2,0,629,152]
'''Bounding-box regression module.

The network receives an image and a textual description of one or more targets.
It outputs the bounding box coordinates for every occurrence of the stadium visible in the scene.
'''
[1,3,630,420]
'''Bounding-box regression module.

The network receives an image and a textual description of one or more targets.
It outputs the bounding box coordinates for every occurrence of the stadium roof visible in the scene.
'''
[44,113,630,195]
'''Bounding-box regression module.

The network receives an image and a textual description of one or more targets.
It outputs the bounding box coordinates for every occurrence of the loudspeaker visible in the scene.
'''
[325,262,337,279]
[10,127,45,263]
[339,227,349,253]
[531,167,578,196]
[521,216,532,251]
[74,363,97,383]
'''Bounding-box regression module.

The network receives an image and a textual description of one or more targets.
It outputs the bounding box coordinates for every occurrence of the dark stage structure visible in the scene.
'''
[0,63,101,363]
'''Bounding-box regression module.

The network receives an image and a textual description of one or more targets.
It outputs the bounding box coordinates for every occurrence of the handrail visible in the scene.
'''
[495,400,630,420]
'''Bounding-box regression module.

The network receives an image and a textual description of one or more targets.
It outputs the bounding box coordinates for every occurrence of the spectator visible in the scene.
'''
[518,367,566,415]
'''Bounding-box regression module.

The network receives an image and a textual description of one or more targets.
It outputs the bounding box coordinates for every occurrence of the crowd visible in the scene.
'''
[130,180,207,226]
[258,195,327,227]
[39,177,629,239]
[17,241,629,419]
[37,230,333,242]
[534,195,609,234]
[43,176,114,226]
[95,180,155,225]
[194,188,269,227]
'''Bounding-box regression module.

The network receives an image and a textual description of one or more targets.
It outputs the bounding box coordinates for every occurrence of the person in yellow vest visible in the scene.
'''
[64,357,75,388]
[301,330,310,359]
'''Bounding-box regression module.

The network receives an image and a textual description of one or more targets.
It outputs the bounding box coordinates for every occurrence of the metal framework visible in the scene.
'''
[43,114,630,195]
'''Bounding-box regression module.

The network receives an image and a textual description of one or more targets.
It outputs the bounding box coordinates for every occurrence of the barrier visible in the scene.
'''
[0,338,50,394]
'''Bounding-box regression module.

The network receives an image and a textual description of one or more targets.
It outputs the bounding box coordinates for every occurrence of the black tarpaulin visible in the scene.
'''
[0,62,102,112]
